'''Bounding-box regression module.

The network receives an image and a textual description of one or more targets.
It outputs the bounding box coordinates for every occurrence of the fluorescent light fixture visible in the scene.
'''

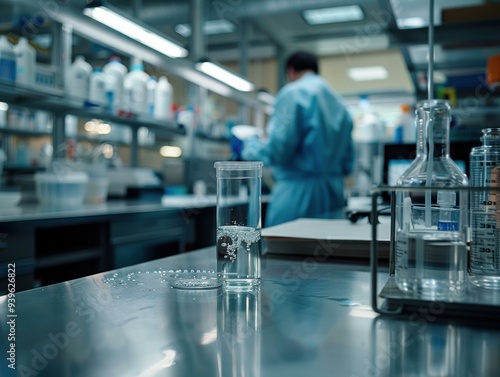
[348,66,388,81]
[96,122,111,135]
[196,61,254,92]
[174,24,191,37]
[32,34,52,48]
[85,119,111,135]
[160,146,182,158]
[433,71,447,84]
[256,90,275,105]
[175,19,235,37]
[182,69,233,97]
[84,120,98,133]
[101,144,114,159]
[397,17,426,29]
[83,6,188,58]
[303,5,364,25]
[0,102,8,111]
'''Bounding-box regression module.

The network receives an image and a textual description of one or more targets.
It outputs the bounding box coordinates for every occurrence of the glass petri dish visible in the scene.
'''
[169,270,221,289]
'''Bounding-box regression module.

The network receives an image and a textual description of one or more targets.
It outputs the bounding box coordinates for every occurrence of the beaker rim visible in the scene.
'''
[214,161,263,170]
[416,99,450,109]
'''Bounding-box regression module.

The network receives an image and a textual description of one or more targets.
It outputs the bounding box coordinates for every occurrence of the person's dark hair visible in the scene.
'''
[286,51,319,74]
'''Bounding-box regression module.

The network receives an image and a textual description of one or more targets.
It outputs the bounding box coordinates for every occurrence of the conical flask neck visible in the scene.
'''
[417,100,451,159]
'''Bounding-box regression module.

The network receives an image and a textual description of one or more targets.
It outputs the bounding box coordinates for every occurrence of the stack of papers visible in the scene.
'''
[262,218,391,259]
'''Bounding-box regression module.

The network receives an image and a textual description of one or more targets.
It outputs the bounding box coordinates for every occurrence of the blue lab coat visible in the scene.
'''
[242,73,354,227]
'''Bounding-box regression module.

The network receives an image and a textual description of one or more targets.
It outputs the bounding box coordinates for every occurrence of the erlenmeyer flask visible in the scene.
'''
[394,99,468,298]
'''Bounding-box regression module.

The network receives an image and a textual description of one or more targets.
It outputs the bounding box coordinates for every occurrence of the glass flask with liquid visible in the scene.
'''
[469,128,500,289]
[394,100,468,298]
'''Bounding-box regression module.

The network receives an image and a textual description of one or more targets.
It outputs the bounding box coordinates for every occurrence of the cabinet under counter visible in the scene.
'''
[0,198,218,293]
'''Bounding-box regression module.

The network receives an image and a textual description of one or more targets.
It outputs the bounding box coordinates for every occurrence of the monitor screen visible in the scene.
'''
[387,159,467,187]
[381,141,480,203]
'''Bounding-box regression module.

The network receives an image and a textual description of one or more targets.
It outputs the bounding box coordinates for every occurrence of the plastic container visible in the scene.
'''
[146,76,157,117]
[230,125,262,160]
[123,63,149,115]
[35,62,58,88]
[83,163,109,204]
[85,177,109,204]
[393,104,415,144]
[15,142,30,166]
[67,55,92,102]
[103,56,127,113]
[89,68,108,106]
[154,76,173,121]
[14,37,36,87]
[0,190,21,208]
[0,35,16,82]
[177,108,194,130]
[35,171,88,207]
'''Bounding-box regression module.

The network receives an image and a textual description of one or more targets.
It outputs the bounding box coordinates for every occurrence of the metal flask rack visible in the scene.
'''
[370,185,500,319]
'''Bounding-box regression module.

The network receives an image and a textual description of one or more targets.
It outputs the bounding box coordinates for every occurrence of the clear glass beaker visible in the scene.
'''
[394,100,468,298]
[214,161,263,290]
[469,128,500,289]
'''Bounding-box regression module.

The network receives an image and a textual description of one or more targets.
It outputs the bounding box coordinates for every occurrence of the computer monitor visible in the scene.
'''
[387,159,467,187]
[381,141,480,203]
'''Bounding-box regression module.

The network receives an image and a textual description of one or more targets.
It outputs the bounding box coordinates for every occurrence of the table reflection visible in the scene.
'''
[372,315,500,377]
[217,288,261,377]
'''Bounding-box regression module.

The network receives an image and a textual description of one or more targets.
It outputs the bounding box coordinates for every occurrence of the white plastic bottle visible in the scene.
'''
[103,56,127,113]
[393,104,415,144]
[146,76,157,117]
[67,55,92,102]
[0,35,16,82]
[89,68,108,107]
[154,76,173,121]
[123,63,149,116]
[14,37,36,87]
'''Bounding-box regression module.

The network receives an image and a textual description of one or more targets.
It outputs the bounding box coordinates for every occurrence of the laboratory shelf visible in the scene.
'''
[62,106,183,134]
[0,80,184,136]
[0,78,64,102]
[0,126,51,137]
[195,129,230,142]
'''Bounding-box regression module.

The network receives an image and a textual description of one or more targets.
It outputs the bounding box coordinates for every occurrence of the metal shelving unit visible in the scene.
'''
[0,127,51,138]
[0,0,267,167]
[0,80,184,135]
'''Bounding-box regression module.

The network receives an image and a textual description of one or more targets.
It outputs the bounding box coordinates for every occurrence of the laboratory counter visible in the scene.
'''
[1,247,499,376]
[0,196,223,293]
[0,195,219,225]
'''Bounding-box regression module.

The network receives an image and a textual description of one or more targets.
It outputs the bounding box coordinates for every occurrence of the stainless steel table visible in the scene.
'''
[1,248,499,376]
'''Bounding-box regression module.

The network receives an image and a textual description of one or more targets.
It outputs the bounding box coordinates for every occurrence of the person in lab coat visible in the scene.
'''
[241,51,354,227]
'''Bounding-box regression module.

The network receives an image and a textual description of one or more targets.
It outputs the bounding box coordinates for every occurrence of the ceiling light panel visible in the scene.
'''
[348,66,389,81]
[303,5,364,25]
[196,61,255,92]
[175,20,235,37]
[84,7,187,58]
[397,17,426,29]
